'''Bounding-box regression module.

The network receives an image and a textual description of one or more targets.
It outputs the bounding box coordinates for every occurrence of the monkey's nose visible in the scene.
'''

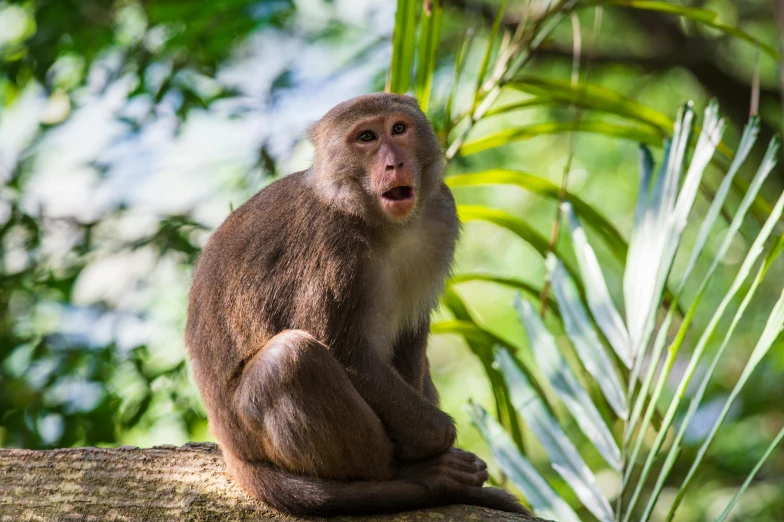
[386,162,404,171]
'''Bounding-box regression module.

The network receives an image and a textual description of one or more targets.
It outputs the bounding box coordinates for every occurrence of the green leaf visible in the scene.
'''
[449,272,559,316]
[456,113,771,238]
[623,102,723,495]
[472,0,508,113]
[458,204,549,253]
[446,170,627,263]
[551,262,627,420]
[646,244,781,522]
[577,1,778,59]
[701,20,779,60]
[515,297,621,471]
[439,287,527,450]
[623,103,700,390]
[621,143,655,385]
[469,402,582,522]
[388,0,417,93]
[675,117,760,297]
[580,0,717,22]
[624,118,762,452]
[457,204,583,295]
[431,319,510,348]
[440,287,557,415]
[443,29,475,140]
[460,120,663,156]
[563,202,632,368]
[414,0,443,113]
[695,288,784,522]
[631,119,763,522]
[485,97,564,117]
[623,139,783,521]
[505,77,674,133]
[496,347,614,522]
[715,424,784,522]
[635,101,723,362]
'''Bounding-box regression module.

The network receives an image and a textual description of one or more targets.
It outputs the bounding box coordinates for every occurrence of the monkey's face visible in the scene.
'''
[310,93,444,225]
[347,112,420,220]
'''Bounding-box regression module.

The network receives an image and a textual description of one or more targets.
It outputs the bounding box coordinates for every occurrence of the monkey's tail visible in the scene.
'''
[223,451,529,517]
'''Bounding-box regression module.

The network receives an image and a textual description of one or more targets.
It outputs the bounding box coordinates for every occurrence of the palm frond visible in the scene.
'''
[388,0,417,94]
[575,0,778,59]
[551,262,627,419]
[387,2,784,519]
[562,202,631,367]
[460,119,663,156]
[414,0,443,112]
[469,402,583,522]
[504,77,673,132]
[496,347,615,522]
[446,170,627,262]
[451,104,783,522]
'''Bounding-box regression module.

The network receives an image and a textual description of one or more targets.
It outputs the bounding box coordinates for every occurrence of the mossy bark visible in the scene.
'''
[0,442,550,521]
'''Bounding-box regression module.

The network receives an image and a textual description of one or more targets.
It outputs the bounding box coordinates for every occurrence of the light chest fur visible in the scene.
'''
[363,210,457,362]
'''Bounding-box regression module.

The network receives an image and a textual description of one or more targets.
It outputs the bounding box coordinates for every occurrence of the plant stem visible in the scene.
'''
[445,0,574,160]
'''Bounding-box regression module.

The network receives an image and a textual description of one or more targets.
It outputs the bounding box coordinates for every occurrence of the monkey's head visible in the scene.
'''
[309,93,444,225]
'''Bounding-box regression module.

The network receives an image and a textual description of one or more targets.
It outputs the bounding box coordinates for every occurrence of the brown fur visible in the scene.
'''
[185,93,528,516]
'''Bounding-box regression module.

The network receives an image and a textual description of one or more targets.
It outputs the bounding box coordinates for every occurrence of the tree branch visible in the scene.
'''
[0,443,548,521]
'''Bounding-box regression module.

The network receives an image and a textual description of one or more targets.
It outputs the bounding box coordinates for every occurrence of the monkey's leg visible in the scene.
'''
[223,441,525,517]
[227,330,529,517]
[235,329,394,481]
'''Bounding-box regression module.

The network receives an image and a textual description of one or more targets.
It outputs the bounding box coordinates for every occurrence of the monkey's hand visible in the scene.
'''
[390,409,456,461]
[341,348,456,461]
[395,448,530,514]
[394,447,488,489]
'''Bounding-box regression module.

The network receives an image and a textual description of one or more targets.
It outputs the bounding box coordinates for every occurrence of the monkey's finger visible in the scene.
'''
[444,455,486,474]
[445,459,480,473]
[444,447,476,461]
[466,468,489,486]
[446,448,487,471]
[472,456,488,471]
[447,467,488,487]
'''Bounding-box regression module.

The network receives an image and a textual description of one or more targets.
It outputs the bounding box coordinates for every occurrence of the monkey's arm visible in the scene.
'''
[393,321,439,406]
[339,343,455,462]
[422,366,439,406]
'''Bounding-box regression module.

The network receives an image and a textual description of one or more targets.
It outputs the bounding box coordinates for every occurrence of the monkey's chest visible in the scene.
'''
[364,236,449,362]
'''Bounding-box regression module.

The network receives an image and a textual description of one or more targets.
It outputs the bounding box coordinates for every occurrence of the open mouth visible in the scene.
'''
[379,185,416,218]
[382,185,414,201]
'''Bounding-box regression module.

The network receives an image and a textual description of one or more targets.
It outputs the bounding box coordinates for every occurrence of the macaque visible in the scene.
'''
[185,93,528,516]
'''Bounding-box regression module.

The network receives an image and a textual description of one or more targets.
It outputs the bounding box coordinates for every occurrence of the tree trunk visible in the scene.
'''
[0,442,550,521]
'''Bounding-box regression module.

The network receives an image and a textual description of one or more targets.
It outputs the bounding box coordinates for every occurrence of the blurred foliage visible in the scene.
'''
[2,0,293,111]
[388,1,784,520]
[0,0,297,449]
[1,1,784,521]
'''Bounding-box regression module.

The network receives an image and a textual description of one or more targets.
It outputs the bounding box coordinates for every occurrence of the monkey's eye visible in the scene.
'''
[392,122,406,135]
[357,131,376,143]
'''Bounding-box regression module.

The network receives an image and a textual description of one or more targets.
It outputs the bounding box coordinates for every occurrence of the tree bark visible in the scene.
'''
[0,442,549,521]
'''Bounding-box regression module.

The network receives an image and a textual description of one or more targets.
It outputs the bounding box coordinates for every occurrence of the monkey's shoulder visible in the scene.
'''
[199,171,372,307]
[211,171,370,256]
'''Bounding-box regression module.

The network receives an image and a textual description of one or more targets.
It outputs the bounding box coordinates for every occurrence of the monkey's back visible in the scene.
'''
[185,171,373,431]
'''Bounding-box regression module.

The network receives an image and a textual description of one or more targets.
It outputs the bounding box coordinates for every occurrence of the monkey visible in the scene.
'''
[185,93,529,517]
